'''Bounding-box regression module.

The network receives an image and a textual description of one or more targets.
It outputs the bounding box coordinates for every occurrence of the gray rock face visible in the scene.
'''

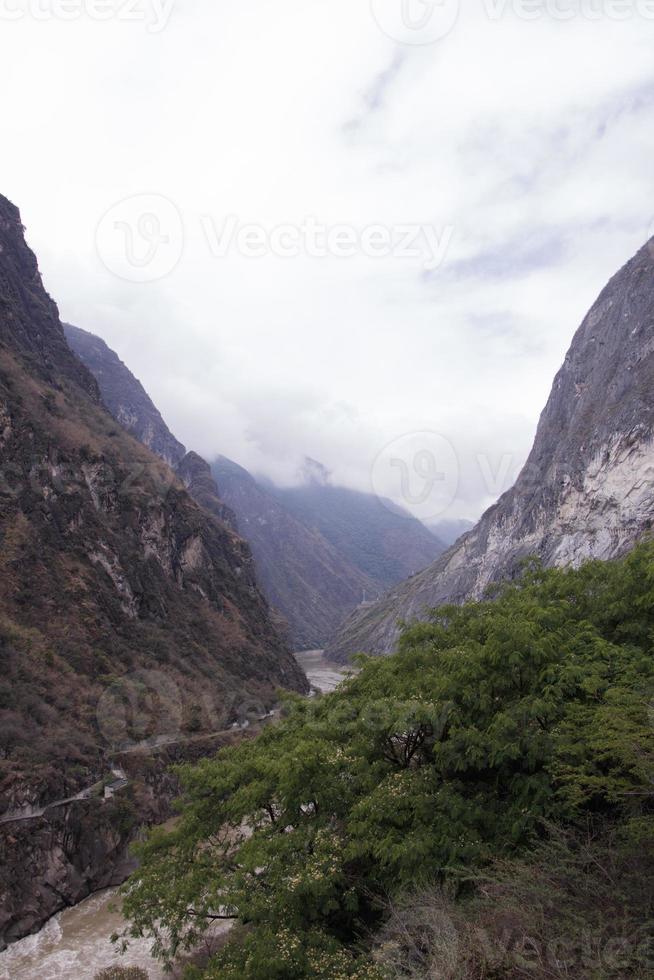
[64,323,187,467]
[327,239,654,661]
[177,451,238,530]
[64,325,241,533]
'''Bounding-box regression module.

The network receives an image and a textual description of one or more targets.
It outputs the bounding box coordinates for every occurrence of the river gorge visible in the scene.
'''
[0,652,347,980]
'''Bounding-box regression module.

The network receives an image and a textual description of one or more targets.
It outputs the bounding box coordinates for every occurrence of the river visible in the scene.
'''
[0,889,166,980]
[294,648,350,694]
[0,651,348,979]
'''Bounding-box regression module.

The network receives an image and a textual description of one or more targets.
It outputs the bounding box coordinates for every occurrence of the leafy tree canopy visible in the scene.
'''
[120,544,654,977]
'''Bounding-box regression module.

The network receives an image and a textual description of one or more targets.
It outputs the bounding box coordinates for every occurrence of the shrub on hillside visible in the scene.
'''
[374,823,654,978]
[94,968,149,980]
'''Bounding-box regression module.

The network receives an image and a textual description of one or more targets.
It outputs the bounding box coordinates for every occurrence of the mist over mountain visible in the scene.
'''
[271,467,446,589]
[212,456,379,649]
[327,239,654,661]
[65,322,445,649]
[423,517,475,547]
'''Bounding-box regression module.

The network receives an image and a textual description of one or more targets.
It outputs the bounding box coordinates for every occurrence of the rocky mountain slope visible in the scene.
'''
[63,323,186,467]
[212,456,380,649]
[271,460,446,588]
[327,238,654,661]
[0,193,306,945]
[64,325,239,534]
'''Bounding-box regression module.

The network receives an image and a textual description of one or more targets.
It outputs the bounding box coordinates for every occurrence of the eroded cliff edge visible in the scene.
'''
[328,239,654,661]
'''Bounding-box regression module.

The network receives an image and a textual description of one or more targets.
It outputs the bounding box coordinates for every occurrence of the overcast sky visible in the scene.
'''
[2,0,653,521]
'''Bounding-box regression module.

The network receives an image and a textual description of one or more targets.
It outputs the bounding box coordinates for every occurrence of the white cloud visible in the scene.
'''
[1,0,653,520]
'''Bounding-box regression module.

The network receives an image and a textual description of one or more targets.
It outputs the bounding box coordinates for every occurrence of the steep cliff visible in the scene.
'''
[176,450,237,530]
[63,324,239,532]
[0,193,306,945]
[327,239,654,661]
[63,323,186,467]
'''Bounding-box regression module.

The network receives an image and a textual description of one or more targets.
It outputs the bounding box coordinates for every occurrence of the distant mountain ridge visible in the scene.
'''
[63,325,238,530]
[64,326,377,648]
[327,239,654,661]
[212,456,381,649]
[271,472,446,588]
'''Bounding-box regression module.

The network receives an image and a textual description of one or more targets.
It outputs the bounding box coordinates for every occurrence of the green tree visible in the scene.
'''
[120,545,654,978]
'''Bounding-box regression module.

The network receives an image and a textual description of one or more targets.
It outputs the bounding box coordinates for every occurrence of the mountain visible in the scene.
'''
[213,459,446,649]
[212,456,379,649]
[63,325,239,535]
[63,323,186,467]
[64,326,378,650]
[327,239,654,661]
[176,450,237,529]
[65,326,444,650]
[271,465,446,588]
[0,194,306,945]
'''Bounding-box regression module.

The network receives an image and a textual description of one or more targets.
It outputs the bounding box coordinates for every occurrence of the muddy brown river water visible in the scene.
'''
[0,652,347,979]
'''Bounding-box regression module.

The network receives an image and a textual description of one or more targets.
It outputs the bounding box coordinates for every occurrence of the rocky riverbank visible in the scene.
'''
[0,729,251,950]
[0,653,347,956]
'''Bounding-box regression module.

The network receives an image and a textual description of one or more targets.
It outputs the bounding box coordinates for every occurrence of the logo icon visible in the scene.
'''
[372,431,459,521]
[370,0,460,45]
[96,669,183,749]
[96,193,184,283]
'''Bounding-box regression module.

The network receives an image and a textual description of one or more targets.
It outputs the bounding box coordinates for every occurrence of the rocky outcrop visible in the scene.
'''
[0,728,252,948]
[0,798,138,948]
[327,238,654,661]
[177,451,237,531]
[0,192,307,946]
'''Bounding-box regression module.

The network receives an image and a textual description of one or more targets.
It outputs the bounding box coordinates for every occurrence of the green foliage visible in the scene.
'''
[193,926,382,980]
[121,544,654,977]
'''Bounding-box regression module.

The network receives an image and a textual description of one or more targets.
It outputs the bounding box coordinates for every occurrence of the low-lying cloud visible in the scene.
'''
[2,0,653,521]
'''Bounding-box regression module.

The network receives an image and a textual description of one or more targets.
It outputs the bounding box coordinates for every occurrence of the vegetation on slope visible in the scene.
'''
[212,456,380,650]
[273,480,445,588]
[120,544,654,978]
